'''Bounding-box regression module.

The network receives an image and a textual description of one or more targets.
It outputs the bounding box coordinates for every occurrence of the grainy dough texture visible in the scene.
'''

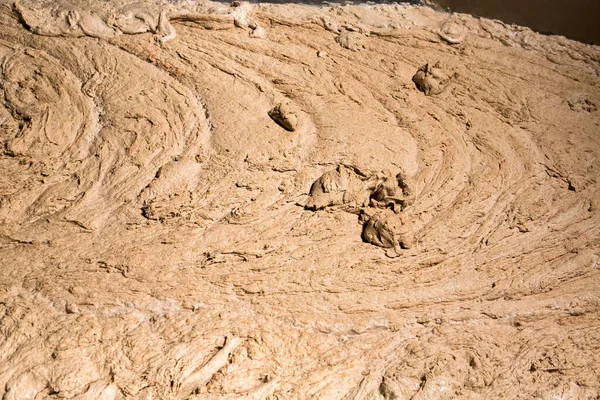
[0,0,599,398]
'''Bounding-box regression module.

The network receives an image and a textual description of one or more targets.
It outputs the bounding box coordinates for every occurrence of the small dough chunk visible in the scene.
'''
[412,61,453,96]
[306,166,415,213]
[335,31,365,51]
[368,169,415,213]
[438,18,467,44]
[269,103,298,131]
[305,165,367,211]
[362,211,413,256]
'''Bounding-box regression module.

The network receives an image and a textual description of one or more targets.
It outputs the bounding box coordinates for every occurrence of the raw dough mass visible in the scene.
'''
[0,0,599,398]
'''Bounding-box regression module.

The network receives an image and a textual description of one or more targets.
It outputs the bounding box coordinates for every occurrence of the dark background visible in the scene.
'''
[247,0,599,45]
[433,0,600,45]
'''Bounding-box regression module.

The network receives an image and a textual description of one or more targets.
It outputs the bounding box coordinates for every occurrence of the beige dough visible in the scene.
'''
[0,0,599,398]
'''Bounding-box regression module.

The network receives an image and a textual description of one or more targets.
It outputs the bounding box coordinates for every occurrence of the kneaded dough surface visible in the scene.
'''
[0,0,599,398]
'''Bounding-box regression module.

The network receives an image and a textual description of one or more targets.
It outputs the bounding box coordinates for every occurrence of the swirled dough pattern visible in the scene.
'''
[0,0,599,398]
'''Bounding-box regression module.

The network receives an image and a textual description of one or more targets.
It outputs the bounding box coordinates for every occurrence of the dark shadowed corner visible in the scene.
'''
[432,0,600,45]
